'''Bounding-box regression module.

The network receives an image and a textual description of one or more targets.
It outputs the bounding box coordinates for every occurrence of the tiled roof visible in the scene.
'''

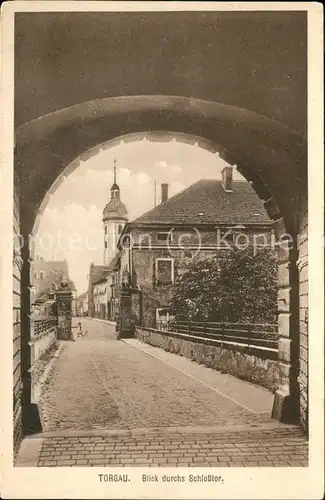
[132,180,271,226]
[89,265,110,286]
[103,198,128,221]
[90,253,121,285]
[107,251,122,272]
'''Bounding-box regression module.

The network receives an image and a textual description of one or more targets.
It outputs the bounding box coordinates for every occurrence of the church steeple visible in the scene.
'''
[110,158,120,199]
[102,158,128,265]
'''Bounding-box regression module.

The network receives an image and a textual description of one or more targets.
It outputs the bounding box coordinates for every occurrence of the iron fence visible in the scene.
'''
[155,320,278,350]
[33,317,58,337]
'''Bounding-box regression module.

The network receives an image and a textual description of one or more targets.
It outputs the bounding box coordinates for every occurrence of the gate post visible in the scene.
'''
[272,219,300,424]
[118,288,134,339]
[20,238,32,434]
[55,282,73,340]
[20,234,42,435]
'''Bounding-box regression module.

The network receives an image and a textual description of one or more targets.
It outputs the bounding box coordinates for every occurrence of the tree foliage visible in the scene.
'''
[171,247,278,324]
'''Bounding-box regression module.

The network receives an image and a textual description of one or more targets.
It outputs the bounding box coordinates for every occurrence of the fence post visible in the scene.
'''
[247,324,252,350]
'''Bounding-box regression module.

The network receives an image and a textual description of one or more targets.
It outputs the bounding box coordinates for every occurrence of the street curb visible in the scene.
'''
[26,422,303,439]
[31,342,66,404]
[15,436,43,467]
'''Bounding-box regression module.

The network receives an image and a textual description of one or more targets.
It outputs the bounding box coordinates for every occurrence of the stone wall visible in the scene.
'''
[298,192,308,431]
[29,335,58,404]
[135,328,280,393]
[127,226,273,328]
[29,323,58,374]
[13,179,23,455]
[132,247,218,327]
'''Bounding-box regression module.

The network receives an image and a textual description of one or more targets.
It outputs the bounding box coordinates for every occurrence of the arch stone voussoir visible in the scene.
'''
[16,95,306,236]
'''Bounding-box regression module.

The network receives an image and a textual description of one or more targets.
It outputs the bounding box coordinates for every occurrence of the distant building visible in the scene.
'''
[31,256,77,314]
[87,264,110,318]
[75,291,88,317]
[117,167,273,327]
[89,253,122,320]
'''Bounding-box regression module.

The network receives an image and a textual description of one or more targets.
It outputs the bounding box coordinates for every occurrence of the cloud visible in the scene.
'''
[119,167,132,183]
[136,171,151,185]
[155,160,182,174]
[170,163,182,174]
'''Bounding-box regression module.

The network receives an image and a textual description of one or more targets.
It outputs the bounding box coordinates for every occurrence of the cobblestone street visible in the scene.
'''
[39,318,275,432]
[16,319,308,467]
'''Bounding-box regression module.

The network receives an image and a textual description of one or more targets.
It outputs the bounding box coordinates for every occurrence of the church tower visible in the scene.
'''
[102,159,128,265]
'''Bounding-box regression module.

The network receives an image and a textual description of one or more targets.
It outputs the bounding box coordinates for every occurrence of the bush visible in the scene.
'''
[170,247,277,324]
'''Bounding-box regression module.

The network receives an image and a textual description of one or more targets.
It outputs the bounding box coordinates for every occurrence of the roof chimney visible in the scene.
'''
[161,183,169,203]
[221,166,233,192]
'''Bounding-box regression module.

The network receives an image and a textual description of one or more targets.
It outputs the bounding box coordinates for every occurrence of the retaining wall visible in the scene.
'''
[135,328,280,392]
[29,326,58,403]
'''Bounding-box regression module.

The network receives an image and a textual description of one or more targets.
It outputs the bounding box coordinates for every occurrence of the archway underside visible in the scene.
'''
[15,96,307,236]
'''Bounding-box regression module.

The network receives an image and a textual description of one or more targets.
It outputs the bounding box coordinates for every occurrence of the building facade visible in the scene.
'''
[87,263,109,318]
[118,167,273,327]
[93,278,109,319]
[31,256,77,315]
[75,291,88,317]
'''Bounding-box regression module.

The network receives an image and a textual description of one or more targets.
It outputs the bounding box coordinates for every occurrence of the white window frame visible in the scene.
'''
[156,307,170,323]
[155,258,174,285]
[157,231,173,243]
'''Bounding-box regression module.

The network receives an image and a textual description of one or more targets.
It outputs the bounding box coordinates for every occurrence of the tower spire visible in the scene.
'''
[113,157,117,184]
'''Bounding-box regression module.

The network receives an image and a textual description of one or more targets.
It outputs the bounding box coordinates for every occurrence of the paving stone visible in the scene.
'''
[56,460,77,466]
[25,319,309,469]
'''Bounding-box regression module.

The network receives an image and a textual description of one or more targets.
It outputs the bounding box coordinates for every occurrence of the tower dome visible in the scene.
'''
[102,160,128,222]
[102,197,128,221]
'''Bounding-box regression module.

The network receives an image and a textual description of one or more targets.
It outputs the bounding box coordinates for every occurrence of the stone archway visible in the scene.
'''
[14,96,307,441]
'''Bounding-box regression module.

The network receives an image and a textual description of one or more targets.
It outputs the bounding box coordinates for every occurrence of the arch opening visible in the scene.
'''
[14,96,307,437]
[31,130,274,240]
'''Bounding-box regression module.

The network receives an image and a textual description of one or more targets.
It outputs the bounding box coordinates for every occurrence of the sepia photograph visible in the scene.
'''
[1,2,323,499]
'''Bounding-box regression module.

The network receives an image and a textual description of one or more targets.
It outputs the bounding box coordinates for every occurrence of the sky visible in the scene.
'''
[35,137,244,294]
